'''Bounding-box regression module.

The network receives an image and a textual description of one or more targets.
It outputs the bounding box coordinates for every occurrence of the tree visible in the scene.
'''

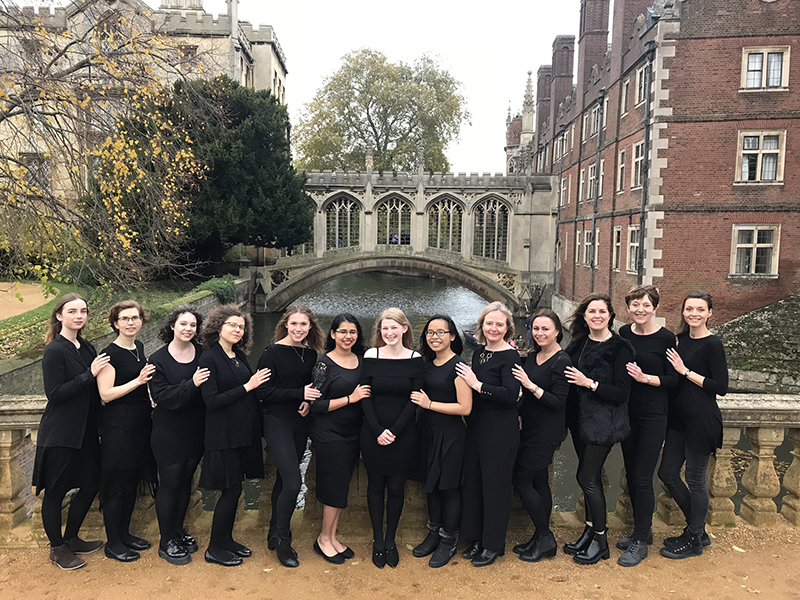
[294,49,469,173]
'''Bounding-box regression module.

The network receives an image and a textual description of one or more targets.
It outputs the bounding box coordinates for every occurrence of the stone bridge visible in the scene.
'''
[255,167,559,312]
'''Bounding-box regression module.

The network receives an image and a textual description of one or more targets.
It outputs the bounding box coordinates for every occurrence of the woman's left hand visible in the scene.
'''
[410,390,431,408]
[377,429,395,446]
[455,362,480,390]
[666,348,686,374]
[625,361,648,383]
[298,401,310,417]
[565,366,593,388]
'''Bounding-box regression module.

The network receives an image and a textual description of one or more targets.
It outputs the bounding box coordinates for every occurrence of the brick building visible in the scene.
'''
[521,0,799,329]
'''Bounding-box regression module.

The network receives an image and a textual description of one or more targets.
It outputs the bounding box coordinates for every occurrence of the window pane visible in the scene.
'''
[762,135,779,150]
[735,247,752,273]
[755,247,773,273]
[737,229,754,245]
[761,153,778,180]
[767,53,783,87]
[742,154,758,180]
[746,53,763,88]
[743,136,759,150]
[757,229,774,245]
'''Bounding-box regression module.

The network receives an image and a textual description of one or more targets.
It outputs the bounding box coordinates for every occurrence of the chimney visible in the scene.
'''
[610,0,653,79]
[536,66,552,146]
[575,0,610,104]
[549,35,575,130]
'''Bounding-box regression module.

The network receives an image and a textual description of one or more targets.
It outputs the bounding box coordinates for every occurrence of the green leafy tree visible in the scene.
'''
[294,49,469,173]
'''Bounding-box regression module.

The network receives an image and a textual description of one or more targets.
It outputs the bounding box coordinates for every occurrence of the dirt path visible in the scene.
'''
[0,283,55,320]
[1,524,797,600]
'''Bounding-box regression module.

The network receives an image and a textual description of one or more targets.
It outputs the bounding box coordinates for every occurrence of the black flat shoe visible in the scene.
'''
[513,535,537,555]
[385,545,399,568]
[223,543,252,558]
[104,545,140,562]
[158,539,191,566]
[179,529,198,554]
[471,548,503,567]
[372,543,386,569]
[461,540,482,559]
[274,537,299,568]
[339,546,354,560]
[204,548,242,567]
[123,536,151,551]
[314,540,345,564]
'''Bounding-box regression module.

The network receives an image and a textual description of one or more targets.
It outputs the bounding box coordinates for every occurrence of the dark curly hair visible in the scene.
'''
[528,308,564,352]
[200,304,253,354]
[158,304,204,344]
[324,313,366,356]
[567,293,616,341]
[108,300,147,334]
[419,314,463,360]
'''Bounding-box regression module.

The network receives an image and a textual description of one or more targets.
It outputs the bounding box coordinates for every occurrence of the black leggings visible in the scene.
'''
[366,473,406,547]
[576,443,613,532]
[209,483,242,554]
[102,473,139,553]
[263,415,307,538]
[513,465,553,536]
[42,484,99,547]
[426,487,460,534]
[155,458,200,548]
[658,428,711,536]
[621,413,666,541]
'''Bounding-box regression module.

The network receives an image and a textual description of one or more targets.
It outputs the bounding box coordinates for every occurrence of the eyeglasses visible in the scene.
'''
[425,329,450,338]
[334,329,358,336]
[117,315,141,324]
[224,321,245,331]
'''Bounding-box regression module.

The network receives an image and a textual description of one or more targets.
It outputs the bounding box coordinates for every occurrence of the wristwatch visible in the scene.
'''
[646,375,652,384]
[684,369,691,378]
[590,380,599,392]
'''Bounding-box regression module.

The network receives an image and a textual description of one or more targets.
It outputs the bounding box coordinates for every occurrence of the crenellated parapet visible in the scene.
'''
[303,170,552,192]
[0,5,68,29]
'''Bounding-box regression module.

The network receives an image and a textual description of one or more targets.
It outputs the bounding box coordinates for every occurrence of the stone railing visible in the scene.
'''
[1,393,798,548]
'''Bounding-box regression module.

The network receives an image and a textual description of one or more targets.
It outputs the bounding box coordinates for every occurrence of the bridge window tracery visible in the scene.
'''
[428,198,462,252]
[376,197,411,245]
[473,198,509,261]
[325,197,360,249]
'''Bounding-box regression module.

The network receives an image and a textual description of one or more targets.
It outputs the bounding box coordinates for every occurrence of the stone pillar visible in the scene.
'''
[707,427,739,526]
[614,465,633,525]
[740,427,784,526]
[0,430,26,533]
[780,428,800,525]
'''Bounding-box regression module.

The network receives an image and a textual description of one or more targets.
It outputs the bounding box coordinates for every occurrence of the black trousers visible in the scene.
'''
[461,409,519,552]
[658,428,711,536]
[621,412,666,541]
[576,443,613,532]
[263,414,308,538]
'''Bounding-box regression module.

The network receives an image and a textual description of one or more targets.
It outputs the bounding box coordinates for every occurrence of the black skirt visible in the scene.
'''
[100,403,157,498]
[199,443,264,491]
[421,413,466,493]
[360,420,416,478]
[314,438,359,508]
[32,424,101,495]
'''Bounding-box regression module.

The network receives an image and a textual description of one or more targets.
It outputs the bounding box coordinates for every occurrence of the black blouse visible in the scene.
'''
[309,354,363,444]
[519,349,572,448]
[257,344,317,419]
[619,324,678,418]
[470,346,521,412]
[422,355,466,427]
[101,341,149,406]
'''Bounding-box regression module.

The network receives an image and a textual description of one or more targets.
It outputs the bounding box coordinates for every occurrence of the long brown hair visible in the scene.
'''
[45,293,87,344]
[274,304,325,353]
[371,307,415,350]
[567,293,616,341]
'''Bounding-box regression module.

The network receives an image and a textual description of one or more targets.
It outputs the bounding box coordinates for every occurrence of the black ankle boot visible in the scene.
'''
[573,531,610,565]
[461,540,482,559]
[413,521,441,558]
[520,532,557,563]
[563,524,593,555]
[513,534,537,555]
[274,536,299,568]
[429,528,458,568]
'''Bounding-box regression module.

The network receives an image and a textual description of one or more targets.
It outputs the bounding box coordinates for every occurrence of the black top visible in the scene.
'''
[101,341,149,406]
[361,355,423,437]
[619,325,679,418]
[422,355,466,427]
[309,354,363,444]
[148,343,205,463]
[669,333,728,454]
[256,344,317,419]
[567,337,634,410]
[519,349,572,448]
[39,335,100,449]
[198,343,261,450]
[470,346,521,412]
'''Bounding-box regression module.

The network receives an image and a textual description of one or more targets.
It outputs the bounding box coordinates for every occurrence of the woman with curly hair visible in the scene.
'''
[198,304,270,567]
[256,305,325,567]
[96,300,158,563]
[148,305,208,565]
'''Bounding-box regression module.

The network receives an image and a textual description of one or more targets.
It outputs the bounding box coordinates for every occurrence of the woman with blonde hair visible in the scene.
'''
[361,308,423,568]
[456,301,521,567]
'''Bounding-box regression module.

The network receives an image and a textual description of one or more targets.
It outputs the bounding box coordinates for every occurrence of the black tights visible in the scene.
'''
[209,483,242,554]
[103,482,138,553]
[264,415,307,539]
[367,473,406,548]
[42,484,99,547]
[155,458,199,548]
[426,487,460,533]
[513,465,553,536]
[576,443,613,533]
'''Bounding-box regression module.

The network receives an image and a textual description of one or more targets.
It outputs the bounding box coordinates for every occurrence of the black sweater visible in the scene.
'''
[519,349,572,448]
[256,344,317,419]
[619,325,678,418]
[470,347,521,412]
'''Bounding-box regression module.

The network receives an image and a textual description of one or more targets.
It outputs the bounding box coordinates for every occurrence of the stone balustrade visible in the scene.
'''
[1,393,798,547]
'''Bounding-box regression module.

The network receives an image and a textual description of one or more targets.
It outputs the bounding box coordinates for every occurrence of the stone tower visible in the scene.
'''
[520,71,535,148]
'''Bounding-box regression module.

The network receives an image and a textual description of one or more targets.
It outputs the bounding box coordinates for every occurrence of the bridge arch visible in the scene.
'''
[263,254,519,312]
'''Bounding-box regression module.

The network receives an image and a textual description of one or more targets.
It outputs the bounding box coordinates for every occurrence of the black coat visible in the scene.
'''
[38,335,100,449]
[198,343,261,450]
[565,333,634,446]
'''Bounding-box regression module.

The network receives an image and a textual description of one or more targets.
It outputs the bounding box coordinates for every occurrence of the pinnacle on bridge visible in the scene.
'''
[524,71,534,108]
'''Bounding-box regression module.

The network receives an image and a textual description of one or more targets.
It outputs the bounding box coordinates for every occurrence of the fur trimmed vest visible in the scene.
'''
[565,333,634,446]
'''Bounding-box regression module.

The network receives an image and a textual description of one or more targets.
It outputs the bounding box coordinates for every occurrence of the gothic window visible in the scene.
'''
[472,198,509,261]
[325,196,360,250]
[376,197,411,245]
[427,198,463,252]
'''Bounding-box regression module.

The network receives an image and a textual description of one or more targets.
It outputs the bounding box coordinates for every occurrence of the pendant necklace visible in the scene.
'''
[127,345,140,362]
[291,345,306,363]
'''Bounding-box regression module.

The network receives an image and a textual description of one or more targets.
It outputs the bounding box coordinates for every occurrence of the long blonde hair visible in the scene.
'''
[475,301,515,345]
[372,308,415,350]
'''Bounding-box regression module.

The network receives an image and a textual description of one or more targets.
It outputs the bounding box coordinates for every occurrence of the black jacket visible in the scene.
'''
[38,335,99,449]
[198,343,261,450]
[566,333,634,446]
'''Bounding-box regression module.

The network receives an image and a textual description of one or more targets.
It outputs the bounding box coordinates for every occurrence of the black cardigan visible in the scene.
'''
[38,335,100,449]
[198,343,261,450]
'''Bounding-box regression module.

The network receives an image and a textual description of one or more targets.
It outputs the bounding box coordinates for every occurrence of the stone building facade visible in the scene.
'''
[523,0,799,330]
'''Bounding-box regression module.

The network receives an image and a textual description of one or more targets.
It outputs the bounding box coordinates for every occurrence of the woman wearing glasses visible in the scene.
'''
[197,305,270,567]
[410,315,471,568]
[360,308,423,569]
[309,313,370,564]
[456,302,521,567]
[96,301,158,562]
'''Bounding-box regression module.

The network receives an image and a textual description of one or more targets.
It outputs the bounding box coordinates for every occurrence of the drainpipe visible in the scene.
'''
[553,124,567,299]
[637,40,657,284]
[589,88,606,292]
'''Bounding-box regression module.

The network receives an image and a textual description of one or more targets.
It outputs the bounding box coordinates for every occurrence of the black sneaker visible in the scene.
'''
[660,534,703,559]
[664,527,710,549]
[618,539,648,566]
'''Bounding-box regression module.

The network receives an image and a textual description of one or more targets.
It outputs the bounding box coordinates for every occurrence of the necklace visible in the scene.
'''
[127,345,140,362]
[479,349,494,365]
[229,354,239,367]
[291,345,306,362]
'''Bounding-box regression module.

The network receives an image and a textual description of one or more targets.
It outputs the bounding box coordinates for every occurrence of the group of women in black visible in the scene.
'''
[34,285,727,571]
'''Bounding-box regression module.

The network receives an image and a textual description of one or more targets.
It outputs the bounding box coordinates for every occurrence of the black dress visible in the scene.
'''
[419,355,467,493]
[32,336,101,495]
[100,341,157,497]
[517,349,572,471]
[309,354,362,508]
[360,354,423,477]
[148,344,205,465]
